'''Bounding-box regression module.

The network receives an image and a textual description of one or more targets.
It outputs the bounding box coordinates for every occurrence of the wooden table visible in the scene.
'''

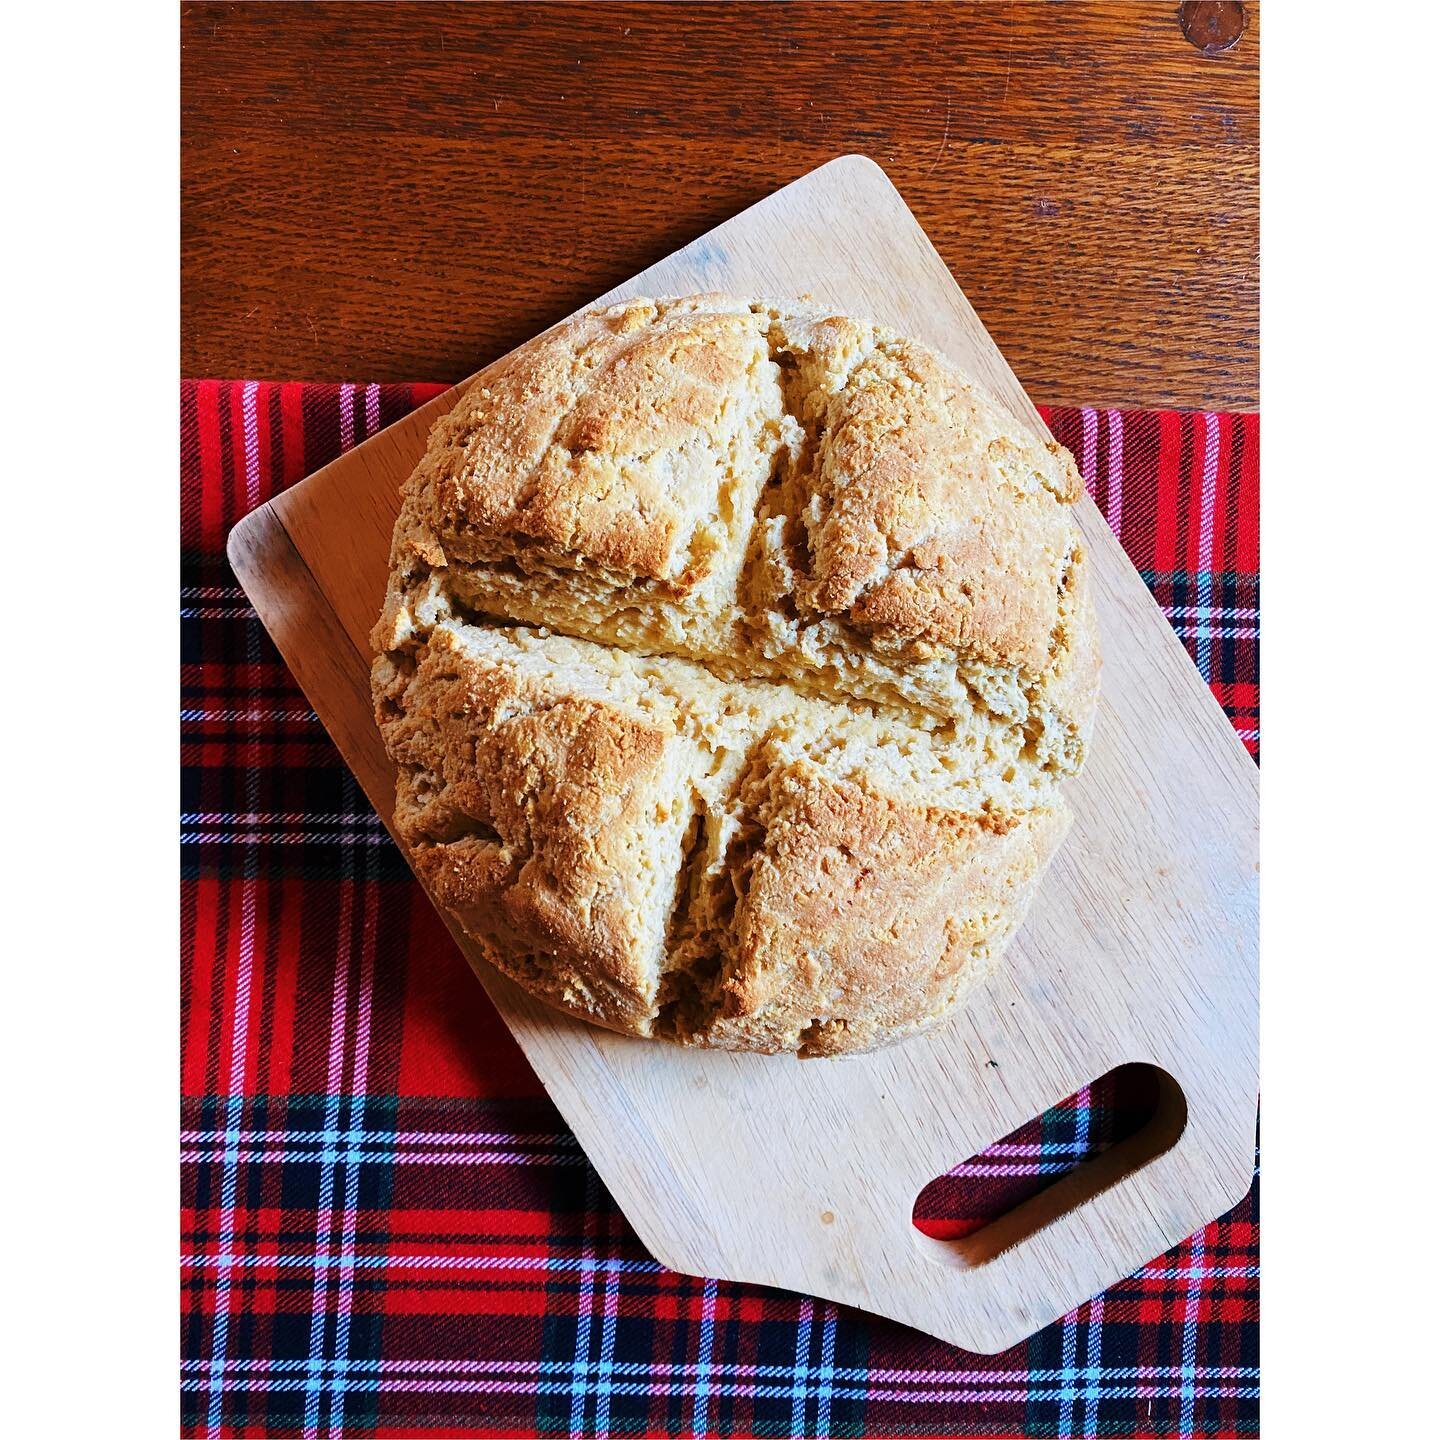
[181,1,1257,411]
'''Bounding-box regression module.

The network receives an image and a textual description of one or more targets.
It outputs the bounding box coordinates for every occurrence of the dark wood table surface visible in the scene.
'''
[181,2,1257,411]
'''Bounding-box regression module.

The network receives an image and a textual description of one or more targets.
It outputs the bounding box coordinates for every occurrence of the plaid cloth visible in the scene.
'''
[182,381,1259,1439]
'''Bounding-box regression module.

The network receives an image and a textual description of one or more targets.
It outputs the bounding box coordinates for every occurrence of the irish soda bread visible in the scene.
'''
[372,295,1100,1056]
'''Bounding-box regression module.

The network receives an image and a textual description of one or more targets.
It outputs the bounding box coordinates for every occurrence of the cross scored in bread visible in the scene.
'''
[372,296,1100,1056]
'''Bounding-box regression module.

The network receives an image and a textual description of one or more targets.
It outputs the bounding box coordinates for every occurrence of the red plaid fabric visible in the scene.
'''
[181,381,1259,1439]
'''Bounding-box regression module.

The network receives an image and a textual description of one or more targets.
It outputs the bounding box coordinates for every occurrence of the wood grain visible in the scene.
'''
[228,158,1258,1353]
[181,1,1258,410]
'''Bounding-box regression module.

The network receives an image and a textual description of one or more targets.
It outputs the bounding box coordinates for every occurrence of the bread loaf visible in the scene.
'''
[373,295,1100,1055]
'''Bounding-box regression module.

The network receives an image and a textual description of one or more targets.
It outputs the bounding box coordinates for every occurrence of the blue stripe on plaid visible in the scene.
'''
[181,1373,1260,1403]
[692,1277,719,1438]
[570,1168,600,1439]
[182,1360,1262,1380]
[789,1299,812,1438]
[595,1254,622,1440]
[817,1303,838,1439]
[1053,1090,1093,1438]
[1083,1291,1103,1439]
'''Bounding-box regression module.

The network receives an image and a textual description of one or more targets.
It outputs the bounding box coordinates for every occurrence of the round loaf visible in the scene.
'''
[372,295,1100,1056]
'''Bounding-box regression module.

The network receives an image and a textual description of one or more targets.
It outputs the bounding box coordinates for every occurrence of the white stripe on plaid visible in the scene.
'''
[816,1301,838,1439]
[790,1296,813,1437]
[328,878,379,1440]
[182,1358,1260,1382]
[181,1131,585,1164]
[1080,408,1098,498]
[180,1127,1110,1159]
[570,1169,600,1439]
[180,1145,1099,1172]
[690,1276,719,1438]
[205,399,267,1440]
[1057,1298,1080,1439]
[1055,1083,1094,1438]
[184,1254,667,1273]
[1178,1226,1207,1437]
[182,1119,1115,1172]
[1165,606,1258,619]
[340,383,356,454]
[180,1251,1259,1279]
[1105,408,1123,537]
[1170,624,1257,640]
[180,1375,1259,1403]
[302,875,357,1439]
[181,1126,580,1146]
[1084,1290,1104,1437]
[179,710,318,724]
[594,1238,622,1440]
[243,382,261,510]
[1196,412,1222,682]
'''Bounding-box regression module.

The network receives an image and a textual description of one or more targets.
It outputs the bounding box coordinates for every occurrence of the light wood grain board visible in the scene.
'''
[228,156,1258,1354]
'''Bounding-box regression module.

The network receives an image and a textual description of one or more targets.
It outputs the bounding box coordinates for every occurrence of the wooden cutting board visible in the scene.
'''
[228,155,1258,1354]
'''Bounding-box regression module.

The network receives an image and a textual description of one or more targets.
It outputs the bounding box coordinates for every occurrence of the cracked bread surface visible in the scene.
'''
[372,295,1099,1056]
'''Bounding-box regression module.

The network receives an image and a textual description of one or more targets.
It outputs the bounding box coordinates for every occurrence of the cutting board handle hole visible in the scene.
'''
[910,1062,1187,1268]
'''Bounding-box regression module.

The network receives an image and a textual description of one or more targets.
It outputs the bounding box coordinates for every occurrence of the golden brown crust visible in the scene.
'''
[705,763,1070,1055]
[392,296,1096,747]
[774,326,1081,673]
[422,297,782,587]
[375,627,708,1034]
[372,295,1101,1055]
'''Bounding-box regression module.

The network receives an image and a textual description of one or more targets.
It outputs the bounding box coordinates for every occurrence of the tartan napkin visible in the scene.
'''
[181,381,1259,1439]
